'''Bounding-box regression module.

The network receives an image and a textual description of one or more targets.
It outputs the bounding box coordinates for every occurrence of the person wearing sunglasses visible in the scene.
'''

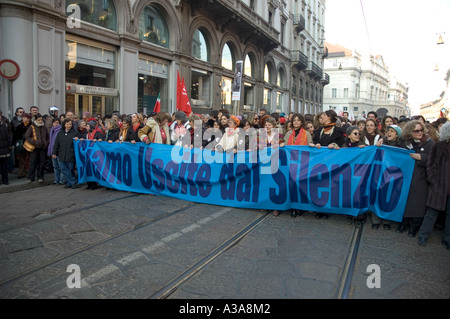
[397,120,435,237]
[342,126,365,148]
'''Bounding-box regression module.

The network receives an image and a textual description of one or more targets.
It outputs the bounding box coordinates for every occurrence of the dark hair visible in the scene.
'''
[367,111,378,118]
[62,118,73,126]
[291,113,306,129]
[324,110,338,123]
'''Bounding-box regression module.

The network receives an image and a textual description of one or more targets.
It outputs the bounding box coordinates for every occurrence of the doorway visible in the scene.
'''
[66,94,112,119]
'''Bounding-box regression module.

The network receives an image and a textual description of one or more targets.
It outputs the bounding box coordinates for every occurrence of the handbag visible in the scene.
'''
[14,140,24,155]
[23,126,36,152]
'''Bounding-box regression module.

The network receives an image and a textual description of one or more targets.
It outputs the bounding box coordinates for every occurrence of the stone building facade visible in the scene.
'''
[0,0,328,119]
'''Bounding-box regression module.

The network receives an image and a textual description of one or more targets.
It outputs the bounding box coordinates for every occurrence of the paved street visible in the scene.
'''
[0,173,449,301]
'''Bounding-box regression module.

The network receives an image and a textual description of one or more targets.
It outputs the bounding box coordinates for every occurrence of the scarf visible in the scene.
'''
[288,128,308,145]
[321,123,336,134]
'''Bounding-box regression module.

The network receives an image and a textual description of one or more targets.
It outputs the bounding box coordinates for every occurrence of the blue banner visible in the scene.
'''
[74,140,415,222]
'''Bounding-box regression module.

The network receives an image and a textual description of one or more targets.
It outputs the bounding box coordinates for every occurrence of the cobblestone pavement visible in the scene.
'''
[0,172,449,300]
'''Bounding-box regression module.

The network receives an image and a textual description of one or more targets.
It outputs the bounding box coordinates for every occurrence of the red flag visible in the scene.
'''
[440,110,444,118]
[177,72,192,115]
[153,92,161,113]
[176,70,182,109]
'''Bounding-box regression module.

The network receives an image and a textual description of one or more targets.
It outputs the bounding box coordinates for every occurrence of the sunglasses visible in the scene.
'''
[353,132,360,135]
[413,129,424,133]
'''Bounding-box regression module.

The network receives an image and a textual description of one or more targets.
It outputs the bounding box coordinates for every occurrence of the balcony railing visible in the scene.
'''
[306,61,323,80]
[321,73,330,85]
[291,50,308,70]
[292,14,306,33]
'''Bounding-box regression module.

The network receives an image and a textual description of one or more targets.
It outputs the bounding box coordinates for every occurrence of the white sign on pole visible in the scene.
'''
[232,60,243,101]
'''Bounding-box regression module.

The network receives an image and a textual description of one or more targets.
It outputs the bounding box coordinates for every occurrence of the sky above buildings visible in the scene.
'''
[325,0,450,114]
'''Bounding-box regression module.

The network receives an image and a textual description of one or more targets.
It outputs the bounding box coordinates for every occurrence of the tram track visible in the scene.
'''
[148,211,273,299]
[0,200,200,287]
[336,222,364,299]
[1,193,366,298]
[0,193,141,234]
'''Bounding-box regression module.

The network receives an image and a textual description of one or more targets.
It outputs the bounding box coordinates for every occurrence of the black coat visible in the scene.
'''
[52,128,80,162]
[312,126,345,147]
[402,136,435,218]
[426,141,449,211]
[0,116,12,157]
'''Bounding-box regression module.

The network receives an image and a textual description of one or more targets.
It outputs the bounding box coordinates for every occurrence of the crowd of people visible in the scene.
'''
[0,105,449,250]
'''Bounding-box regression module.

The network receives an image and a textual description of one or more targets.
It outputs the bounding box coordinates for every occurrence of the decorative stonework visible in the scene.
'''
[37,67,54,93]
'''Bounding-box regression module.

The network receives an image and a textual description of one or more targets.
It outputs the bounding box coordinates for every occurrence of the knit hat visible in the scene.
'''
[387,124,402,136]
[87,120,97,128]
[230,115,240,127]
[22,113,32,120]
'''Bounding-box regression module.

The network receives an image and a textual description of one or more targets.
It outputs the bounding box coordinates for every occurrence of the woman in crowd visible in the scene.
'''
[47,118,65,185]
[376,124,403,148]
[380,116,394,136]
[361,118,382,146]
[52,118,81,189]
[25,114,48,183]
[247,113,260,129]
[258,116,284,216]
[417,121,450,249]
[104,119,120,143]
[118,117,138,144]
[305,121,315,136]
[398,120,435,237]
[284,113,312,147]
[342,126,364,148]
[284,113,312,218]
[215,116,241,153]
[13,113,32,178]
[203,120,223,150]
[357,119,366,133]
[138,112,171,145]
[171,111,191,147]
[131,113,144,135]
[310,110,345,219]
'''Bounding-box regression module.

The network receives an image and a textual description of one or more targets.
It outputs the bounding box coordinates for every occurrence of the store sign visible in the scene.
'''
[66,83,118,96]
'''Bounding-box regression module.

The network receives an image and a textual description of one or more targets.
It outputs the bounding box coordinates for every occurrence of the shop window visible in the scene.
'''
[66,0,117,31]
[139,6,169,48]
[192,29,209,62]
[138,58,169,114]
[191,69,211,108]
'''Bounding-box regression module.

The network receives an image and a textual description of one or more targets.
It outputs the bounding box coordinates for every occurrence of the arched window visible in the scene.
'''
[139,6,170,48]
[264,63,274,83]
[277,68,285,88]
[66,0,117,31]
[192,29,209,62]
[221,43,234,70]
[244,54,254,77]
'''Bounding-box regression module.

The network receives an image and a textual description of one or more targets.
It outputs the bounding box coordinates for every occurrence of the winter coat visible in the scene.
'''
[426,141,449,211]
[215,128,241,152]
[0,116,12,158]
[52,127,80,162]
[402,136,435,218]
[138,118,170,145]
[312,126,345,147]
[105,127,120,142]
[47,125,62,157]
[25,121,48,150]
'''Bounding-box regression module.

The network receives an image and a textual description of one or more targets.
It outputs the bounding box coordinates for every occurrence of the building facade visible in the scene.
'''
[323,43,409,119]
[0,0,328,120]
[420,69,449,121]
